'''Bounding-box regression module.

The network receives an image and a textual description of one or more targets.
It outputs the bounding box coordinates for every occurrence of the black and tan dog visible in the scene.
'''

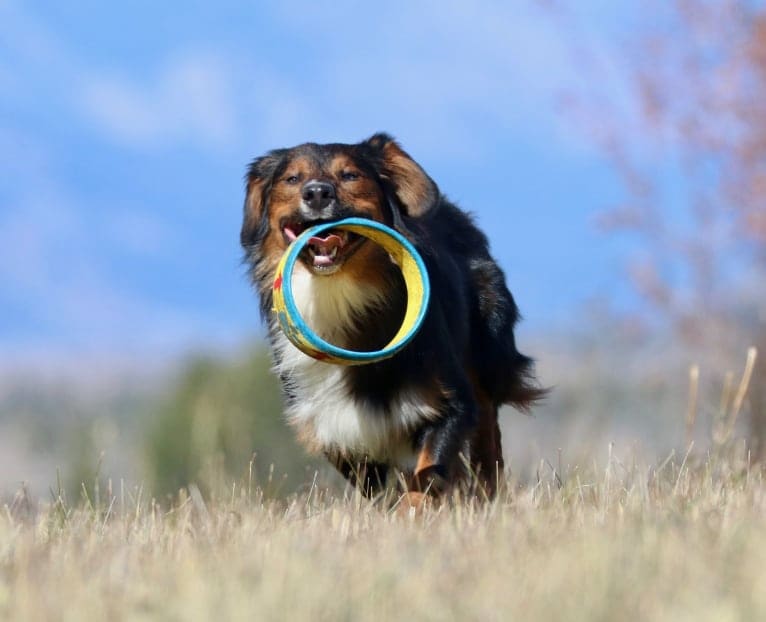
[241,133,542,506]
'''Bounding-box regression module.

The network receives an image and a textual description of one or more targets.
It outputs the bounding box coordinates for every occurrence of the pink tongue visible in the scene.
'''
[308,233,344,266]
[308,233,344,249]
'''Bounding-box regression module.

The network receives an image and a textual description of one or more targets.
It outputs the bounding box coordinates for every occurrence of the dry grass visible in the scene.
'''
[1,446,765,622]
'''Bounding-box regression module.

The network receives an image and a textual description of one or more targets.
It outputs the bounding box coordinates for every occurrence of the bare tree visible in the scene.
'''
[554,0,766,456]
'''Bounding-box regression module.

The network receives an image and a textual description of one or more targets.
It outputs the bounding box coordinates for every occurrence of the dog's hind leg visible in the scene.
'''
[468,385,504,499]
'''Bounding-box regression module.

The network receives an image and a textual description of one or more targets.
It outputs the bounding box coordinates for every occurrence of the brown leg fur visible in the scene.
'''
[410,447,439,491]
[395,442,447,516]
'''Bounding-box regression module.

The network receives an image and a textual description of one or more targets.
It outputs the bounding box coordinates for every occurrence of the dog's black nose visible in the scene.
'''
[301,180,336,211]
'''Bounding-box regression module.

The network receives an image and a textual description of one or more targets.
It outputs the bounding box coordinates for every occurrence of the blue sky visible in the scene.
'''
[0,1,640,366]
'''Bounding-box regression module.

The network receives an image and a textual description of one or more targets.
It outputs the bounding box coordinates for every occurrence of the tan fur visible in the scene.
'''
[379,141,436,217]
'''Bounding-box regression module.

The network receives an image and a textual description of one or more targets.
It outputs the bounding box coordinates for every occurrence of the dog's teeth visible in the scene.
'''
[330,247,338,258]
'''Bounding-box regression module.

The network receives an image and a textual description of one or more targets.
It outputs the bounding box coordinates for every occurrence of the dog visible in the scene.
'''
[240,133,543,505]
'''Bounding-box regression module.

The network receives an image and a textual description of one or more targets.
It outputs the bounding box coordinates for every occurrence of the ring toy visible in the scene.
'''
[272,217,430,365]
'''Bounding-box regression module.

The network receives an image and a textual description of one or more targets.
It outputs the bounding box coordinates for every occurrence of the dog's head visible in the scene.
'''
[241,133,438,282]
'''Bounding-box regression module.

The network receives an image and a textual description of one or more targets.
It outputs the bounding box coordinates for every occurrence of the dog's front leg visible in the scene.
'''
[402,389,477,509]
[326,452,389,498]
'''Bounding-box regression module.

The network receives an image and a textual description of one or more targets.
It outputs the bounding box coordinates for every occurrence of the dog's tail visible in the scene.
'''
[468,257,548,411]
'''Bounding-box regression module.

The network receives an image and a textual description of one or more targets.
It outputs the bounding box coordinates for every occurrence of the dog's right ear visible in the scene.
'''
[362,133,438,219]
[241,151,285,247]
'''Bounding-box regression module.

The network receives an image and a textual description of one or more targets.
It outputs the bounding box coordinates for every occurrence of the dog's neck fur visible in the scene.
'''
[287,264,390,348]
[267,262,435,460]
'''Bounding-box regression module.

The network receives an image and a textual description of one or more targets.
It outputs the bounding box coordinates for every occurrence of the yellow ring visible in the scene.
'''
[272,218,430,365]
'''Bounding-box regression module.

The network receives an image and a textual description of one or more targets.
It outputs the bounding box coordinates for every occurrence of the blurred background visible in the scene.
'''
[2,0,765,501]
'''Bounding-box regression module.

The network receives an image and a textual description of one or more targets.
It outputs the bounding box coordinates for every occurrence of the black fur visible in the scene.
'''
[241,133,544,499]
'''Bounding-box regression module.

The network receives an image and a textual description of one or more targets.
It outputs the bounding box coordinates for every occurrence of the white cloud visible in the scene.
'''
[102,208,177,257]
[0,0,615,157]
[0,0,635,367]
[0,128,53,188]
[260,0,590,156]
[0,167,207,359]
[0,3,239,151]
[0,2,73,74]
[80,53,238,149]
[0,6,243,362]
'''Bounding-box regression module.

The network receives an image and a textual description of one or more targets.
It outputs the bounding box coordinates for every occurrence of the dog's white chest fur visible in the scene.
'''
[271,266,437,463]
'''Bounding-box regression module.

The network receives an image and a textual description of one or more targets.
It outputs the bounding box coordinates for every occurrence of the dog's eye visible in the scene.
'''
[341,171,359,181]
[284,175,300,184]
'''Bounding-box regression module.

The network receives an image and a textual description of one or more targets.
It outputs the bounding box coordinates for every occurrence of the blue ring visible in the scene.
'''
[280,217,430,363]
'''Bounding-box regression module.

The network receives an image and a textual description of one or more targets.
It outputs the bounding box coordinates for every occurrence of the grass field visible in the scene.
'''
[1,445,764,622]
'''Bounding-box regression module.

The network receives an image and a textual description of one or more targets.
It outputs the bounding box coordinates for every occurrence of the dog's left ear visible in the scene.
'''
[241,150,285,247]
[363,133,438,218]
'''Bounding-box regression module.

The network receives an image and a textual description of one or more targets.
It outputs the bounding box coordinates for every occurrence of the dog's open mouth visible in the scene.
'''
[282,220,365,273]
